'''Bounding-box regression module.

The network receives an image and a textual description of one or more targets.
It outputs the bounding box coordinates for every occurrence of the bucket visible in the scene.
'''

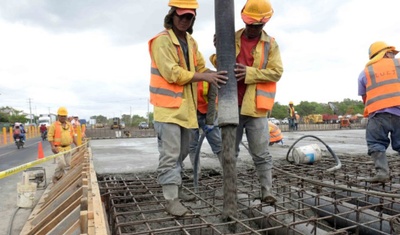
[292,144,322,164]
[17,182,37,208]
[115,131,121,138]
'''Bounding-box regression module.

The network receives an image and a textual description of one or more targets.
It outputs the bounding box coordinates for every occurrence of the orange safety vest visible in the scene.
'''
[53,121,74,146]
[255,37,277,111]
[364,58,400,115]
[197,81,209,114]
[148,30,198,108]
[288,106,295,118]
[268,121,283,143]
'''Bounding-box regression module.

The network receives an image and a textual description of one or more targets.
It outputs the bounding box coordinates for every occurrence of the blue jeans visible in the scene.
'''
[189,112,222,156]
[13,134,26,142]
[366,112,400,155]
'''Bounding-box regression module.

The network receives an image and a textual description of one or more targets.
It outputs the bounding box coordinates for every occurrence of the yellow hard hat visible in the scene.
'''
[289,101,294,105]
[367,41,399,66]
[241,0,273,24]
[168,0,198,9]
[57,106,68,116]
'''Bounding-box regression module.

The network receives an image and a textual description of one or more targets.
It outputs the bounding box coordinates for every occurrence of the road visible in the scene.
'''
[0,137,56,235]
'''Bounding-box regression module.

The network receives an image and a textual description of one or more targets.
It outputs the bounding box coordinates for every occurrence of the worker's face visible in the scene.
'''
[58,115,67,123]
[244,24,265,39]
[173,13,194,32]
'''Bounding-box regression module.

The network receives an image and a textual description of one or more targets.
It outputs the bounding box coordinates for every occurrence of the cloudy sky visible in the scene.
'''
[1,0,399,120]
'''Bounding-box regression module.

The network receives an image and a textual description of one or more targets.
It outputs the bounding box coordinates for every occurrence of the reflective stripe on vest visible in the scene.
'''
[364,58,400,114]
[149,30,197,108]
[256,37,276,111]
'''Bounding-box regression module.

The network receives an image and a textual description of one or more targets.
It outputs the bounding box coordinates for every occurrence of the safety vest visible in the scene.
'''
[364,58,400,115]
[255,37,277,111]
[52,121,74,146]
[268,121,283,143]
[148,29,198,108]
[288,106,295,118]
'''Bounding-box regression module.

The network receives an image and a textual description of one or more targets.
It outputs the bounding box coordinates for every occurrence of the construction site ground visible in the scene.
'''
[2,128,400,234]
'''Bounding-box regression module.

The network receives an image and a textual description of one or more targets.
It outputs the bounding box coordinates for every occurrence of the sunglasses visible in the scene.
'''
[176,13,194,21]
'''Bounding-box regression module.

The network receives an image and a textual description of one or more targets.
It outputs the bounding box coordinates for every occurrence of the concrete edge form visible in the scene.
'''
[20,143,110,235]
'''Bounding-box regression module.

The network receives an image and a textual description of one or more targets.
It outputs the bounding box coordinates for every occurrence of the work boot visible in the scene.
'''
[365,152,390,183]
[178,187,196,201]
[165,199,190,216]
[257,167,277,204]
[162,185,190,216]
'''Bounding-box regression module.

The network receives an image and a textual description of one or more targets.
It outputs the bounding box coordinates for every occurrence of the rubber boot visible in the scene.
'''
[365,152,390,183]
[163,185,189,216]
[178,187,196,201]
[257,168,277,204]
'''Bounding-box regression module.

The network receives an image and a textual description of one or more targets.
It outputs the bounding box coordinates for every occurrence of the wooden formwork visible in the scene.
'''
[20,144,110,235]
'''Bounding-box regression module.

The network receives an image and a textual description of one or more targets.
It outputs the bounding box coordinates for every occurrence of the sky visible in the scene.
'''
[1,0,399,121]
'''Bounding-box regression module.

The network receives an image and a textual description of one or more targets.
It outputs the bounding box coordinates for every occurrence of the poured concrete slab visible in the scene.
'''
[91,129,398,175]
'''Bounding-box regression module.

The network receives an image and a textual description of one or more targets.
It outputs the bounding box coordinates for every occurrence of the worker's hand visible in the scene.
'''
[204,71,228,88]
[51,146,59,154]
[234,63,246,82]
[204,125,214,133]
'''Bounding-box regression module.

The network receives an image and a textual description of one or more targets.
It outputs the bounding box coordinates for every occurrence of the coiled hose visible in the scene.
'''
[286,135,342,172]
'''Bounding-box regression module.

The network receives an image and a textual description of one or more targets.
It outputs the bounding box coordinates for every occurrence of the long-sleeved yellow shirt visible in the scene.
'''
[47,121,74,146]
[149,29,209,128]
[210,28,284,117]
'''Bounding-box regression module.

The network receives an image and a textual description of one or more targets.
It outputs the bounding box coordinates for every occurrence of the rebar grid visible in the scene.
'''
[99,155,400,235]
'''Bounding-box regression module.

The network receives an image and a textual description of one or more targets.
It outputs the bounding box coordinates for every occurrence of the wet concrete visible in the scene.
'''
[91,129,398,175]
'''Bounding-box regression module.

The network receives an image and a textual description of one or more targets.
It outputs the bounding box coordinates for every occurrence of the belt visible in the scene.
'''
[56,145,69,148]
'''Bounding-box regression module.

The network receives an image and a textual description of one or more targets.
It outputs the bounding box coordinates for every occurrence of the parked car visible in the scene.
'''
[138,122,149,129]
[120,122,126,129]
[269,117,280,125]
[281,118,289,124]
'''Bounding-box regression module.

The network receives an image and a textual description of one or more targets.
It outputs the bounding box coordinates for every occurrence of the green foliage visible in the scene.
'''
[270,98,364,119]
[90,115,108,124]
[0,106,28,124]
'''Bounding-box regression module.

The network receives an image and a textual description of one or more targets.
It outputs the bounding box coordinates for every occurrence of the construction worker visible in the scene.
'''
[268,121,283,146]
[71,115,85,138]
[48,107,77,183]
[288,101,296,131]
[294,111,300,130]
[148,0,228,216]
[358,41,400,183]
[185,81,222,177]
[211,0,283,204]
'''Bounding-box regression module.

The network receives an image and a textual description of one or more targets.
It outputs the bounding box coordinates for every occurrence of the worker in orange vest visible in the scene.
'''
[358,41,400,183]
[211,0,283,204]
[268,121,283,145]
[148,0,228,216]
[48,106,77,183]
[288,101,296,131]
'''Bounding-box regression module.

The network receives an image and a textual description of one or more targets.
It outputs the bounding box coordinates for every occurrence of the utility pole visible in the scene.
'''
[28,98,33,124]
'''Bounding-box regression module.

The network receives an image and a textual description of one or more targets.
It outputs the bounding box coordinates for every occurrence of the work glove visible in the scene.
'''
[204,125,214,134]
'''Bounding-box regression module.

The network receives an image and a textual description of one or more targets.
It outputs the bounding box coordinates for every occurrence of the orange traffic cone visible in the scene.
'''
[38,142,45,159]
